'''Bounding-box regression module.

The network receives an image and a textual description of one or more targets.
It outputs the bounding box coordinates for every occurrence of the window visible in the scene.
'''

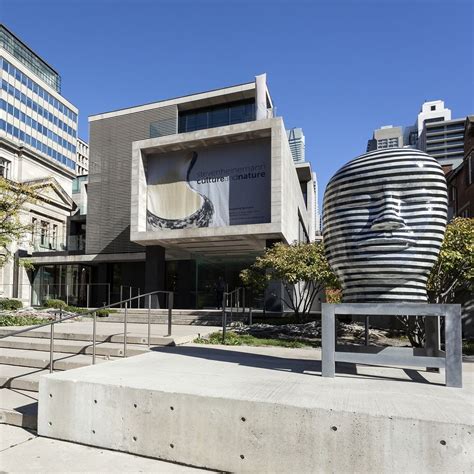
[178,99,255,133]
[430,105,436,111]
[0,158,10,178]
[466,153,473,187]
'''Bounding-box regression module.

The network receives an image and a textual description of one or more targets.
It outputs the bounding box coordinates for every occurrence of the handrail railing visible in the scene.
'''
[221,287,247,343]
[1,289,173,373]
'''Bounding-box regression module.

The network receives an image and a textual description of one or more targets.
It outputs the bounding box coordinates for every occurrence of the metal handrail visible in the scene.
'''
[221,287,247,342]
[1,289,173,373]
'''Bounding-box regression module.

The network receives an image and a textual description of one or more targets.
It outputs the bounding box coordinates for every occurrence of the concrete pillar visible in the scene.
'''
[145,246,165,308]
[255,73,267,120]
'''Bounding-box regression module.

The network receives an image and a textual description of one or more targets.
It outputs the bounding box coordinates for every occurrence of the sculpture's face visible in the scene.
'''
[323,149,448,303]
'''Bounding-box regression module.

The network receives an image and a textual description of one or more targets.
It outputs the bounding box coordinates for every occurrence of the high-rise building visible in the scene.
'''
[367,100,467,170]
[312,172,321,236]
[416,100,451,136]
[418,118,466,170]
[76,137,89,175]
[0,24,78,302]
[367,125,404,151]
[287,128,305,163]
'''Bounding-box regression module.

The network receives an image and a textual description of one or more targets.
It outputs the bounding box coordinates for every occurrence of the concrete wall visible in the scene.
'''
[38,351,474,473]
[130,118,312,248]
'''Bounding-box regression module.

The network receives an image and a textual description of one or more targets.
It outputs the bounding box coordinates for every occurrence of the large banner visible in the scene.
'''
[146,139,271,230]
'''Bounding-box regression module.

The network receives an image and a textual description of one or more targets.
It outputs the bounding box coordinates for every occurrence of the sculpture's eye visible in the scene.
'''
[401,196,432,205]
[339,194,372,209]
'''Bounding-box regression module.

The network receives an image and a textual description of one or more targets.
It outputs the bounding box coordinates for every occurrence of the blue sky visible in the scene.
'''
[1,0,473,200]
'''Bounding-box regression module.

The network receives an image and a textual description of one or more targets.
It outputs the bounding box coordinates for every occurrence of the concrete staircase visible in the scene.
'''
[0,325,169,431]
[106,308,249,325]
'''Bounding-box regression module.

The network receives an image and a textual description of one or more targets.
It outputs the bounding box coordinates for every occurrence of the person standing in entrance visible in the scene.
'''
[216,276,226,309]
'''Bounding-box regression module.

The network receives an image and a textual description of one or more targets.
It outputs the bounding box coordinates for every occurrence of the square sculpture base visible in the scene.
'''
[321,303,462,388]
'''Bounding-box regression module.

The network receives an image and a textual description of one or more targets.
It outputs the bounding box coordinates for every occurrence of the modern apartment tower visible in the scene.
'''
[0,24,78,301]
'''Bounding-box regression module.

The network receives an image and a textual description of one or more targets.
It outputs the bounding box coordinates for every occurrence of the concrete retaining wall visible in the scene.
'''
[38,351,473,473]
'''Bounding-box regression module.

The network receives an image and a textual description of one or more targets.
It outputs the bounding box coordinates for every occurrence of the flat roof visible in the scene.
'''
[89,80,256,121]
[0,23,60,77]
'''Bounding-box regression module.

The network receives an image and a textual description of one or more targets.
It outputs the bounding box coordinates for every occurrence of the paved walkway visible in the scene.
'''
[0,425,212,472]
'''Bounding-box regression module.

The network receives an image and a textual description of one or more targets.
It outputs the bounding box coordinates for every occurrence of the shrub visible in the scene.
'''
[96,308,115,317]
[0,298,23,311]
[0,315,48,326]
[43,299,67,309]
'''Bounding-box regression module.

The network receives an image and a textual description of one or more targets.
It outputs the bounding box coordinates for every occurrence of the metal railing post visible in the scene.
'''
[124,302,128,358]
[249,306,253,326]
[107,283,111,306]
[242,288,245,314]
[92,311,97,364]
[49,323,54,373]
[148,294,151,348]
[222,293,227,344]
[138,288,141,309]
[120,285,123,308]
[66,284,69,306]
[87,284,90,308]
[230,293,233,324]
[167,293,173,336]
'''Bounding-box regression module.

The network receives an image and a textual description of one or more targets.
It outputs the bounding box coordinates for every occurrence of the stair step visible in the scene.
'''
[0,327,177,345]
[0,336,148,357]
[0,365,45,392]
[0,388,38,430]
[0,348,113,371]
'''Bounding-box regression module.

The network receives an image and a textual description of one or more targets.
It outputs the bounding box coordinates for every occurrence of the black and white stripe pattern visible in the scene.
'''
[323,148,448,303]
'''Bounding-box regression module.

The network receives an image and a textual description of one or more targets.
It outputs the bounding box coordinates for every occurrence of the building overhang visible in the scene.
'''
[295,162,313,182]
[130,118,292,255]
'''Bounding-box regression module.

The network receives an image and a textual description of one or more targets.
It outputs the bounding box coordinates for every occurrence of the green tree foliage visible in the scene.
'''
[240,241,340,319]
[427,217,474,304]
[398,218,473,347]
[0,177,40,268]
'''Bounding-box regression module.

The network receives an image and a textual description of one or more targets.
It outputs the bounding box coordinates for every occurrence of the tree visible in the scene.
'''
[398,218,474,347]
[240,241,340,320]
[427,217,473,304]
[0,177,40,268]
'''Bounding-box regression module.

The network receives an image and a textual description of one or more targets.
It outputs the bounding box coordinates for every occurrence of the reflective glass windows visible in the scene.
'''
[178,99,255,133]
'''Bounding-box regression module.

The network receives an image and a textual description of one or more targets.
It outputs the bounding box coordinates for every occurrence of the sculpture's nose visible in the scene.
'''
[370,193,406,231]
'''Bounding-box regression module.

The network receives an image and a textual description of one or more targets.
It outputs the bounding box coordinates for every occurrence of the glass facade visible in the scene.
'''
[1,58,77,121]
[1,79,76,137]
[0,25,61,92]
[0,119,76,169]
[178,99,255,133]
[0,99,76,153]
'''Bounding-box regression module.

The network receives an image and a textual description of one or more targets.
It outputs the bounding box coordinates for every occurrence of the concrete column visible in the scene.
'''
[145,246,165,308]
[255,73,267,120]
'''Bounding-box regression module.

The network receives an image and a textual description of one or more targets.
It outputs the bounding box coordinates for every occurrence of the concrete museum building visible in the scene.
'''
[28,74,316,310]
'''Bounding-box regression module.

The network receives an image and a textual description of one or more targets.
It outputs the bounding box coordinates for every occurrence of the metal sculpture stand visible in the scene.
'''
[321,303,462,388]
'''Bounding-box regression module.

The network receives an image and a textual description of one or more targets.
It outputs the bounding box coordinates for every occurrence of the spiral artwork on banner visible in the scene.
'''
[322,148,448,303]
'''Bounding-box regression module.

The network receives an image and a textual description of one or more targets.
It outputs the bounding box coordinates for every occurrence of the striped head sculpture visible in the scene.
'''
[323,148,448,303]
